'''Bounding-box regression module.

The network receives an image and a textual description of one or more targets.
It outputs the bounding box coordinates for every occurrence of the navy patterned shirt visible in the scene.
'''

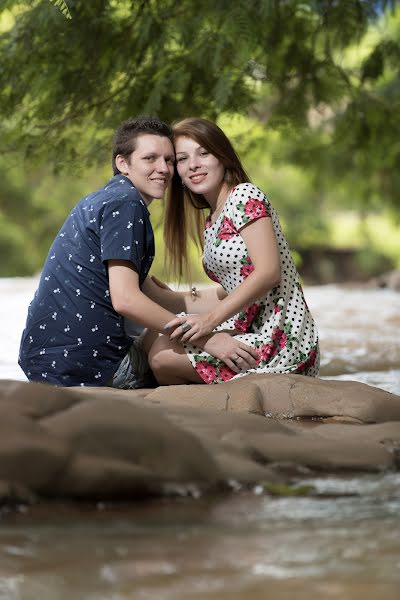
[18,175,154,386]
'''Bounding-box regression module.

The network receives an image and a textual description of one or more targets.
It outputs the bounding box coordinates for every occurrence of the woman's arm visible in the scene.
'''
[167,217,281,342]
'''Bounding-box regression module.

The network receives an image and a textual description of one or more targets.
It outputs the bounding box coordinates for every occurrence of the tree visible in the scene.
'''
[0,0,396,168]
[0,0,398,277]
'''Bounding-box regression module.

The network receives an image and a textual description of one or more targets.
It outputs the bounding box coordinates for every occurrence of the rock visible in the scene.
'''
[0,413,71,492]
[147,374,400,423]
[368,270,400,291]
[0,479,37,506]
[41,396,221,499]
[0,376,400,503]
[235,374,400,423]
[0,379,78,418]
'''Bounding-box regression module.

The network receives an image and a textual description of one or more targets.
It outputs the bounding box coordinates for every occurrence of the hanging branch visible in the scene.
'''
[47,0,72,20]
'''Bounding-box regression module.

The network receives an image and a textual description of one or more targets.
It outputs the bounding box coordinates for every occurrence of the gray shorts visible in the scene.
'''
[111,339,156,389]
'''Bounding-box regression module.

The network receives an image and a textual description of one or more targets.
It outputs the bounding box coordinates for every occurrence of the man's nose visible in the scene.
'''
[156,158,169,172]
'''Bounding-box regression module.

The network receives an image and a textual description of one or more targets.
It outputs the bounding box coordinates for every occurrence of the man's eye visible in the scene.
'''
[177,157,187,162]
[144,156,155,161]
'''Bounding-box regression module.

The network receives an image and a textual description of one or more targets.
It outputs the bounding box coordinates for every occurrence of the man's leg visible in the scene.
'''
[148,335,204,385]
[112,336,156,389]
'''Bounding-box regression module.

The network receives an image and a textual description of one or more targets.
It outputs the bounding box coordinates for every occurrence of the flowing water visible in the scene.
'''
[1,278,400,599]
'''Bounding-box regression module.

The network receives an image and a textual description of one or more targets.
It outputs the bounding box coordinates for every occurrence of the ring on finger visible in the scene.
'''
[181,322,192,333]
[231,354,239,361]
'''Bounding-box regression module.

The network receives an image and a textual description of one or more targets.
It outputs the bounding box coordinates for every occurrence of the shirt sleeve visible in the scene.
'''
[99,197,151,275]
[228,183,272,232]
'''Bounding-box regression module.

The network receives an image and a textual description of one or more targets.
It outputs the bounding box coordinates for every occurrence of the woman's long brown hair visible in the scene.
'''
[164,118,251,282]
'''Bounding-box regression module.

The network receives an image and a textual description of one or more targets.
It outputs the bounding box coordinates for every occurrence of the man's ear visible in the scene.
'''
[115,154,130,175]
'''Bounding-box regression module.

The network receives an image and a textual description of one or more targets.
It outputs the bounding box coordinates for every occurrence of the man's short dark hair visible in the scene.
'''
[112,116,173,175]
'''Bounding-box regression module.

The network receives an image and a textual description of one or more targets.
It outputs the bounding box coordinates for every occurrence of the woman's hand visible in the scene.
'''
[202,332,259,373]
[165,313,215,343]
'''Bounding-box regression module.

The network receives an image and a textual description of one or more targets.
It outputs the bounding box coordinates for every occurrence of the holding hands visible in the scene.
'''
[164,313,214,343]
[164,315,260,374]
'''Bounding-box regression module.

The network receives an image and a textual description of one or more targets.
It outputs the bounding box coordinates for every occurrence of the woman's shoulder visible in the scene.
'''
[230,182,267,201]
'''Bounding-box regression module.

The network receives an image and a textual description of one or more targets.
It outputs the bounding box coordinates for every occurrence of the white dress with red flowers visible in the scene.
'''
[184,183,320,384]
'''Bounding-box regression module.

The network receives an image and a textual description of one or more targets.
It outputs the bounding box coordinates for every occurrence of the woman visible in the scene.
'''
[144,118,319,385]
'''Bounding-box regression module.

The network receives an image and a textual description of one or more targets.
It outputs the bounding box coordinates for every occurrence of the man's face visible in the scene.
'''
[117,134,175,204]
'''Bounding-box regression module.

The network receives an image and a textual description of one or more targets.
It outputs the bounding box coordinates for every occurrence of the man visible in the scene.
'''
[19,116,178,387]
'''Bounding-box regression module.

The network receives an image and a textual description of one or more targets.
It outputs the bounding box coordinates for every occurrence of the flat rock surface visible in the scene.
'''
[1,375,400,503]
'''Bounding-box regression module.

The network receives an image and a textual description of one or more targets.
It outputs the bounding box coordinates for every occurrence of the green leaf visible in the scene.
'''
[47,0,72,20]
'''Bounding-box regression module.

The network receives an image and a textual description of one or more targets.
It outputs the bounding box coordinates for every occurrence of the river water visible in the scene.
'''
[1,277,400,599]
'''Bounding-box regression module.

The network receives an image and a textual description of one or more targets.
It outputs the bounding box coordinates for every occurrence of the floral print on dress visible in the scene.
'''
[215,216,238,246]
[236,197,270,225]
[292,345,319,375]
[194,354,236,384]
[234,303,261,333]
[240,255,254,279]
[184,183,319,385]
[203,262,220,284]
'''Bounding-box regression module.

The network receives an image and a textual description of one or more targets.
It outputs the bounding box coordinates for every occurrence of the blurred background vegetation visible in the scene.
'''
[0,0,399,282]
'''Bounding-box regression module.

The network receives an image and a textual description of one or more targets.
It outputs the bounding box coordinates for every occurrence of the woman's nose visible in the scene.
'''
[188,155,200,170]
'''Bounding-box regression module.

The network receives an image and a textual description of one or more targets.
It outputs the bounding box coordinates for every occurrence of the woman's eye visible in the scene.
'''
[200,151,209,157]
[177,157,187,162]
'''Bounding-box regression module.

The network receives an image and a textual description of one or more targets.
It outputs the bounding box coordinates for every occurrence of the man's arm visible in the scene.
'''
[108,260,176,332]
[109,260,258,371]
[142,275,227,314]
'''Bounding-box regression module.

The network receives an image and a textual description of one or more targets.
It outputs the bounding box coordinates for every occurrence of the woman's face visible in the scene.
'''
[175,136,225,201]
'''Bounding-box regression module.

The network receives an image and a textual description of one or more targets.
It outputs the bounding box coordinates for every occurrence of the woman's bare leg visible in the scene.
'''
[139,328,160,355]
[148,334,204,385]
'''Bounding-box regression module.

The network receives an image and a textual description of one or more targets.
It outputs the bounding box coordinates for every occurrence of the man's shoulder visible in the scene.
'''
[83,175,147,211]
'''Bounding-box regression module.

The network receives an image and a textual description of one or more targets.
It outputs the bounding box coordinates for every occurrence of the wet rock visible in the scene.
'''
[0,376,400,503]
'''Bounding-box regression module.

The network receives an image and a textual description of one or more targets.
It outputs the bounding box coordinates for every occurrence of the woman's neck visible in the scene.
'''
[205,182,231,218]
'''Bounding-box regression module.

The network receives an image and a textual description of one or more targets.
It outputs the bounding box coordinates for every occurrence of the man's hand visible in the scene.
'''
[199,332,260,374]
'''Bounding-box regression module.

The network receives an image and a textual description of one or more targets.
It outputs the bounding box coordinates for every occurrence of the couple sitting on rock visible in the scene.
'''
[19,116,319,388]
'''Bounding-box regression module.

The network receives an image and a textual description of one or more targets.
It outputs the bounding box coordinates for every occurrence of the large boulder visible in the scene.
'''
[1,376,399,504]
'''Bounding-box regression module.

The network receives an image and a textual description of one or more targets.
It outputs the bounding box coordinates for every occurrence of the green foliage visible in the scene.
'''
[0,1,395,165]
[355,247,395,277]
[0,1,399,278]
[0,169,42,275]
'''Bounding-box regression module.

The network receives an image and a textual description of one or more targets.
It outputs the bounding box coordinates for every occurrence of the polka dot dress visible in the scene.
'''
[184,183,320,384]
